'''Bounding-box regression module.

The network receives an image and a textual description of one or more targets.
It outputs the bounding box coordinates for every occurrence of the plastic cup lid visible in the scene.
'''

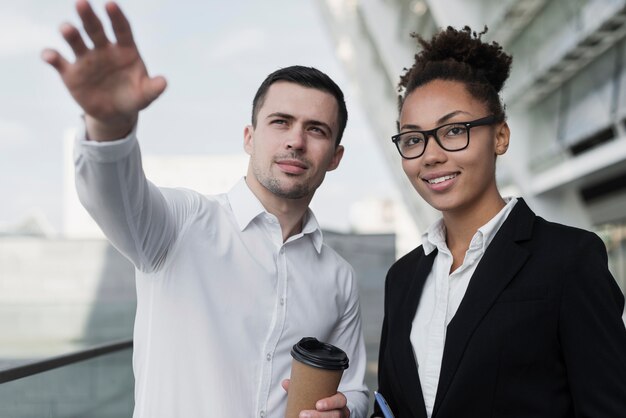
[290,337,349,370]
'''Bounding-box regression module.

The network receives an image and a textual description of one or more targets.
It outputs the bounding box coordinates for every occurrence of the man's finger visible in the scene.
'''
[76,0,110,48]
[315,392,347,411]
[139,76,168,109]
[60,23,88,57]
[41,49,69,74]
[106,2,135,47]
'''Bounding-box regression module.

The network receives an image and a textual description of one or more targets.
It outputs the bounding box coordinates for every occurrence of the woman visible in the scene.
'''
[374,27,626,418]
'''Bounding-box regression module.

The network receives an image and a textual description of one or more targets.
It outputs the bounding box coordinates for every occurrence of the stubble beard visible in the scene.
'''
[253,167,311,200]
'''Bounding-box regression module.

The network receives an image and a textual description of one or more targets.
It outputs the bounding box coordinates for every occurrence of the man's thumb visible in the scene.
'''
[140,75,167,108]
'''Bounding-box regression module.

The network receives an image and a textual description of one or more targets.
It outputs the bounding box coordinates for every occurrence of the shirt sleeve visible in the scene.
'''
[73,123,176,273]
[559,231,626,416]
[328,265,369,417]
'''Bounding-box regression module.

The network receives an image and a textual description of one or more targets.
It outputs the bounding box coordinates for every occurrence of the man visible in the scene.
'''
[42,1,368,417]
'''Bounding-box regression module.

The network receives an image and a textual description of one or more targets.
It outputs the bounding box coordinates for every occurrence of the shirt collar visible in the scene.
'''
[299,210,324,253]
[422,197,519,255]
[474,197,518,252]
[228,178,266,230]
[422,218,446,255]
[227,178,324,253]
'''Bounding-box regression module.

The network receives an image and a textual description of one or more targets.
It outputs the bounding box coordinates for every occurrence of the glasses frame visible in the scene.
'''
[391,115,497,160]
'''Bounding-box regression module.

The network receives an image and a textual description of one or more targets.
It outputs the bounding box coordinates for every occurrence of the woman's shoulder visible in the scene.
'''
[532,214,603,248]
[386,245,429,284]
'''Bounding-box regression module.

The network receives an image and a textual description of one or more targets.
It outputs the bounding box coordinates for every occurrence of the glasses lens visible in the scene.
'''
[397,132,426,158]
[437,124,469,151]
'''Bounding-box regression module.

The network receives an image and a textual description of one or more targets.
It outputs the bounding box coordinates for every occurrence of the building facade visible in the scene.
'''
[318,0,626,292]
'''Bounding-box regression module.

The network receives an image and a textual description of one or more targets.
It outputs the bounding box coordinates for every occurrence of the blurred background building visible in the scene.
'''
[319,0,626,292]
[1,0,625,416]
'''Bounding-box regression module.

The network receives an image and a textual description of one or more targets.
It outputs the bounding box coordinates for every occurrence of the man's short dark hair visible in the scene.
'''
[251,65,348,146]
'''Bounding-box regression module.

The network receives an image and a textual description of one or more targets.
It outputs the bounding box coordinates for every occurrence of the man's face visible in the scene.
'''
[244,81,344,202]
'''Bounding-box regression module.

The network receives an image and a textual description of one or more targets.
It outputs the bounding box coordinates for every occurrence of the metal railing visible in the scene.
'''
[0,339,133,384]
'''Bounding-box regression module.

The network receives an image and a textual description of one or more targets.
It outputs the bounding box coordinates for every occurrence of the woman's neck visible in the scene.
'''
[442,193,506,272]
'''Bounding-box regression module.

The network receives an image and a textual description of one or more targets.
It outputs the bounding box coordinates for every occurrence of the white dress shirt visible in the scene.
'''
[410,198,518,417]
[74,127,368,418]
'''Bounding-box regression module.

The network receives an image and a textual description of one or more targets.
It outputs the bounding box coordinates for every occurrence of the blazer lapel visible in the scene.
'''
[432,200,535,416]
[391,249,437,418]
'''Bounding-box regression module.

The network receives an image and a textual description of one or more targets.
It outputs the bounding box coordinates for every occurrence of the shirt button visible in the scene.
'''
[260,411,265,418]
[280,297,285,306]
[266,353,272,361]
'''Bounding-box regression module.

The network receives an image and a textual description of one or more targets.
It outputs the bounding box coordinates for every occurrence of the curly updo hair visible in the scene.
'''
[398,26,513,122]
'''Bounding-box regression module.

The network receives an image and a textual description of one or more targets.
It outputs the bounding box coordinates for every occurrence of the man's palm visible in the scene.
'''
[42,0,166,139]
[64,42,154,121]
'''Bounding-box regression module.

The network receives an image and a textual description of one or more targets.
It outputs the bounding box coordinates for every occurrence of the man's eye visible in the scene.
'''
[310,126,326,136]
[271,119,287,125]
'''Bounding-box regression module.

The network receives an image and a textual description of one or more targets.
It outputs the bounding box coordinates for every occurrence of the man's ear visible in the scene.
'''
[243,125,254,155]
[326,145,345,172]
[494,122,510,156]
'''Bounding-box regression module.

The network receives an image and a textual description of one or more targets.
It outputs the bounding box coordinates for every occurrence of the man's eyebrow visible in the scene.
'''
[400,110,472,131]
[266,112,295,120]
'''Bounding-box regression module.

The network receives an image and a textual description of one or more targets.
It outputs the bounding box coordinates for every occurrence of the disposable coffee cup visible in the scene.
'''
[285,337,349,418]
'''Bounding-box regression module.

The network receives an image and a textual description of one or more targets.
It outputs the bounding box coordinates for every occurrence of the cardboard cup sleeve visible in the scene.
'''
[285,337,349,418]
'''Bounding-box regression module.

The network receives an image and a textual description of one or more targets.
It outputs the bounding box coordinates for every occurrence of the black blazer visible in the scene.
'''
[374,199,626,417]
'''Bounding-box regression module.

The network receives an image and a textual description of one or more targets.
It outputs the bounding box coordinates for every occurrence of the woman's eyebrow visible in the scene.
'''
[400,110,473,130]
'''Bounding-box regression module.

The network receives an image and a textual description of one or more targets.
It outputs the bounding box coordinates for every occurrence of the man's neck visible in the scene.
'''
[245,177,312,242]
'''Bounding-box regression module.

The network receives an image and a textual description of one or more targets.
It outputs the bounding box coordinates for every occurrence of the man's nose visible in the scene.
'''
[285,128,306,150]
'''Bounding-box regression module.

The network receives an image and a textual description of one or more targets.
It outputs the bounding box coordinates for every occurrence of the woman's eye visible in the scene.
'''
[403,135,423,146]
[445,126,467,136]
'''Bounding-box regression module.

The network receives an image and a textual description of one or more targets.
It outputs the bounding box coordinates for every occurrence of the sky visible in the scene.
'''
[0,0,399,234]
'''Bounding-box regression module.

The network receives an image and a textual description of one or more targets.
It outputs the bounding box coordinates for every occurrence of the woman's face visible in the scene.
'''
[398,79,509,217]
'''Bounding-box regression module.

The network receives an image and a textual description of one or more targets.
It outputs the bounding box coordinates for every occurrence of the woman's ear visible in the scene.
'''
[495,122,510,156]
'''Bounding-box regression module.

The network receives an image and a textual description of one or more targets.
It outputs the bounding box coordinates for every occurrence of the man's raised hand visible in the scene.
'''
[42,0,167,141]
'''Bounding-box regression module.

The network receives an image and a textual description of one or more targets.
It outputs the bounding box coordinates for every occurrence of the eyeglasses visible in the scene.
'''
[391,115,497,159]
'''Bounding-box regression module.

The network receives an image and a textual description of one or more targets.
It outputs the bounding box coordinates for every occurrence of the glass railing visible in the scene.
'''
[0,340,133,418]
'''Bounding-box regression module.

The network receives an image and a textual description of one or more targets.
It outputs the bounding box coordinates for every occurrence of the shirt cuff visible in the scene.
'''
[74,118,139,163]
[347,401,355,417]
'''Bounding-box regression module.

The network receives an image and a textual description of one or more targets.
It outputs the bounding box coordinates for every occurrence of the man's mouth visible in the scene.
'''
[276,159,308,174]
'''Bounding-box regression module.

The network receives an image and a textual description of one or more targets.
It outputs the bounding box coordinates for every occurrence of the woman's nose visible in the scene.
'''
[421,135,447,165]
